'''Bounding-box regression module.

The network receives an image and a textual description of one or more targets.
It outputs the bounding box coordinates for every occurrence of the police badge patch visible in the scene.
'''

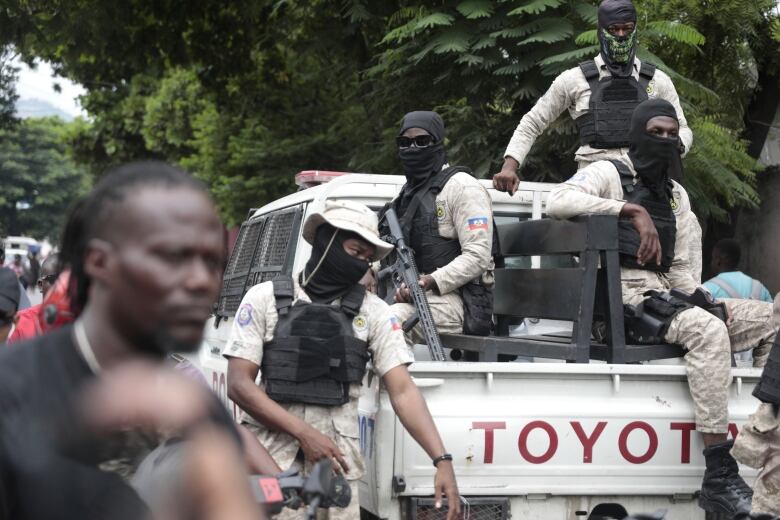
[435,200,446,221]
[237,303,253,327]
[353,315,367,332]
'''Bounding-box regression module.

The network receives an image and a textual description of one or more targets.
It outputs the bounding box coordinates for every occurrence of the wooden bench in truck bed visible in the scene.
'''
[441,215,684,363]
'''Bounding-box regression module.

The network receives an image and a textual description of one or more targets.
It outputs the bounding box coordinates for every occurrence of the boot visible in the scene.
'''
[698,440,753,515]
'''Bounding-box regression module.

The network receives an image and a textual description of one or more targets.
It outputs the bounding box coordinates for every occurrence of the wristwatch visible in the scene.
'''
[432,453,453,467]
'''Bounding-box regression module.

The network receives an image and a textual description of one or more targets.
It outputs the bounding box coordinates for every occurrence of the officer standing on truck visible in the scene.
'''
[732,293,780,516]
[546,99,777,516]
[385,110,494,343]
[224,200,461,520]
[492,0,692,195]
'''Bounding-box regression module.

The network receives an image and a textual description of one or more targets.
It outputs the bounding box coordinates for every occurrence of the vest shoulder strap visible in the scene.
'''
[339,285,366,318]
[430,166,473,192]
[709,277,741,299]
[579,59,600,81]
[638,62,656,90]
[272,275,295,316]
[608,160,635,194]
[579,59,601,93]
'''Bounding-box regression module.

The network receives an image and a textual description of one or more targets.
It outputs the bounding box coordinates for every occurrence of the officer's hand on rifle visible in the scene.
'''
[359,268,378,294]
[434,459,461,520]
[394,276,438,304]
[297,426,350,475]
[620,203,662,267]
[492,158,521,196]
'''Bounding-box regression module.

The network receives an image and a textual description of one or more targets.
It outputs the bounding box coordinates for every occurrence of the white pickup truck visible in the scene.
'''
[195,170,761,520]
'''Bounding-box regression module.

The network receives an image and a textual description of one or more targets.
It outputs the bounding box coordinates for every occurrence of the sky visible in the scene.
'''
[14,57,86,118]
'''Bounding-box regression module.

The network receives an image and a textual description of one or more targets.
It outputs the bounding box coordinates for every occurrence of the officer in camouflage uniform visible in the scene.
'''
[385,111,494,346]
[547,99,777,516]
[225,200,461,520]
[493,0,692,196]
[732,294,780,516]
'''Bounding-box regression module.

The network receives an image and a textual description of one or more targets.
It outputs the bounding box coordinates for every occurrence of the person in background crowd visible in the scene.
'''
[0,267,21,344]
[25,247,41,292]
[0,243,31,311]
[10,254,26,289]
[705,239,773,302]
[8,254,64,344]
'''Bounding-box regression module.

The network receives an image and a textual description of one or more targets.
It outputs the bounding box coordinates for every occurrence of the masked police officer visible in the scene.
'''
[493,0,692,196]
[732,294,780,516]
[225,200,461,520]
[385,111,494,345]
[546,99,777,516]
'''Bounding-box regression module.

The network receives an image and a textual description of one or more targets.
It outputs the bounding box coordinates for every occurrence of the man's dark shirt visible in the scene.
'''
[0,325,237,519]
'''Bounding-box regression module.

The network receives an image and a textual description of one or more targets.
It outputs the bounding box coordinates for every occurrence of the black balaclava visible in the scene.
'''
[397,111,447,188]
[628,98,679,194]
[302,224,369,303]
[597,0,638,78]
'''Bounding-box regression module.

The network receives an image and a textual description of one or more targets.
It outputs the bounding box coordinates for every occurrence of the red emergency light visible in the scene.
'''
[295,170,349,189]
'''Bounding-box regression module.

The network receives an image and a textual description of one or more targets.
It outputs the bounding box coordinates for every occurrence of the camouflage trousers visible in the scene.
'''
[389,290,464,348]
[732,403,780,515]
[662,298,776,434]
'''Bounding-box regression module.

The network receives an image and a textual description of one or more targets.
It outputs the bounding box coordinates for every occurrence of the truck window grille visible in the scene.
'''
[217,206,303,317]
[407,497,510,520]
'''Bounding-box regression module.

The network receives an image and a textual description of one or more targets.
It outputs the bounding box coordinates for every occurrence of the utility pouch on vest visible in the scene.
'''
[461,282,493,336]
[576,60,655,149]
[624,290,692,344]
[753,334,780,405]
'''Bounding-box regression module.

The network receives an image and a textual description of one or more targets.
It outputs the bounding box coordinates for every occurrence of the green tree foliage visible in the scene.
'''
[0,47,19,129]
[0,117,91,239]
[2,0,777,223]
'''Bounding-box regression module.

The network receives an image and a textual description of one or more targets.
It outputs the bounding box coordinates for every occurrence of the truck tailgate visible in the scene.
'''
[359,361,760,513]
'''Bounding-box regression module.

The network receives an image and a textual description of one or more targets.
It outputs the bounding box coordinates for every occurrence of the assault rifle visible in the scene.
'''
[248,459,351,519]
[379,208,447,361]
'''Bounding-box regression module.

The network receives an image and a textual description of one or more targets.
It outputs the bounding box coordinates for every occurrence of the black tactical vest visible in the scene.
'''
[753,334,780,405]
[260,276,369,407]
[611,160,676,273]
[392,166,468,274]
[576,60,656,149]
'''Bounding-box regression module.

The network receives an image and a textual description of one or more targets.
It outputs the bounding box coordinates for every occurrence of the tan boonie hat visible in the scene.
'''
[302,200,393,261]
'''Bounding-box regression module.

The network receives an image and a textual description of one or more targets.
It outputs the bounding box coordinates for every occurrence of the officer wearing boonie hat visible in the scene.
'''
[225,199,461,520]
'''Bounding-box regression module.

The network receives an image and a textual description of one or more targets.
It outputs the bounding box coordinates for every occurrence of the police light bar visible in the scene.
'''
[295,170,349,189]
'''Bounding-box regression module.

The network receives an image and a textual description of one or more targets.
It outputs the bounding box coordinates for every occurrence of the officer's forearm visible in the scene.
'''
[383,367,446,458]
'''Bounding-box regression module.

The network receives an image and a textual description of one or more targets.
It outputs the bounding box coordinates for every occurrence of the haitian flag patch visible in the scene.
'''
[390,316,402,331]
[467,217,489,231]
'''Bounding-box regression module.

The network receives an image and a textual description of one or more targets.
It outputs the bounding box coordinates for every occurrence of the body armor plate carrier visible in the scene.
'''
[261,275,369,407]
[576,59,656,149]
[611,160,677,273]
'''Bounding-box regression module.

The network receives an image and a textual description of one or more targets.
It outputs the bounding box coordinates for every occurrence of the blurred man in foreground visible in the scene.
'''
[0,162,258,519]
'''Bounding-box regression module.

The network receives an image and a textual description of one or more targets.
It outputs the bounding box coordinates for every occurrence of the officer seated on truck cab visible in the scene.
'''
[382,111,494,344]
[546,98,778,516]
[224,200,460,520]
